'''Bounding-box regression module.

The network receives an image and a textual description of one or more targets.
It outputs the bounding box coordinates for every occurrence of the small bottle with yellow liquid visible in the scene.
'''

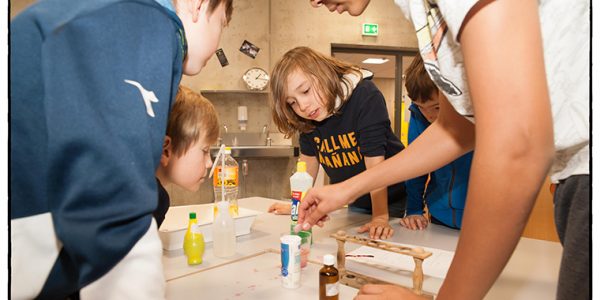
[187,223,205,265]
[213,147,239,217]
[183,212,197,256]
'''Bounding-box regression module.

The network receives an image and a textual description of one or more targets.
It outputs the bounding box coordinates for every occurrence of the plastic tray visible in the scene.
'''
[159,203,262,251]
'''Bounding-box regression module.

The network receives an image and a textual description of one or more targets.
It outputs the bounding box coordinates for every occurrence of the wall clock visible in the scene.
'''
[242,67,269,91]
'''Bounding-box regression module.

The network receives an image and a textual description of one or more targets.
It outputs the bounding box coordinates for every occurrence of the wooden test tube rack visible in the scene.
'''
[331,230,435,299]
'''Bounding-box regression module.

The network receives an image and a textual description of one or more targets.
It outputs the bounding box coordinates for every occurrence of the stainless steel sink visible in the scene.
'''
[211,132,297,158]
[217,132,269,146]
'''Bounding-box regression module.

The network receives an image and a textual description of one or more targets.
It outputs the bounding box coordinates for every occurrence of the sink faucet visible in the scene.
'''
[262,124,271,146]
[242,159,249,176]
[222,124,228,134]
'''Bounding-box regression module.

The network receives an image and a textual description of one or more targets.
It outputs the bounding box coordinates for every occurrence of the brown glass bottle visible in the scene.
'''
[319,254,339,300]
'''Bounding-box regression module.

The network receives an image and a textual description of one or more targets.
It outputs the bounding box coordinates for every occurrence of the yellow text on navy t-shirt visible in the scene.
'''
[314,132,363,169]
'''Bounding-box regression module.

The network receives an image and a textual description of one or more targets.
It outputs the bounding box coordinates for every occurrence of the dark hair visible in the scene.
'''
[208,0,233,24]
[405,54,437,103]
[270,46,361,137]
[175,0,234,24]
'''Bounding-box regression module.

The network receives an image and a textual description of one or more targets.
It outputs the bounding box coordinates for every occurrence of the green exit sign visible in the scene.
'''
[362,23,379,36]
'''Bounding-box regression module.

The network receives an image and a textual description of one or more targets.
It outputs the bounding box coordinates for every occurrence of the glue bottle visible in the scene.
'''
[187,223,205,265]
[290,161,313,240]
[213,200,236,258]
[319,254,339,300]
[183,212,197,256]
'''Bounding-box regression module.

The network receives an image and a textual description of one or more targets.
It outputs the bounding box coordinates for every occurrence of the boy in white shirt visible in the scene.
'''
[301,1,589,299]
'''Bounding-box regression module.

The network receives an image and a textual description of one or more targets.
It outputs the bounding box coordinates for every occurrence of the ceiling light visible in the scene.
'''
[362,58,389,64]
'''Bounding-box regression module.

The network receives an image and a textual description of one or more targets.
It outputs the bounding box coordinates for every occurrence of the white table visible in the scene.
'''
[163,197,562,299]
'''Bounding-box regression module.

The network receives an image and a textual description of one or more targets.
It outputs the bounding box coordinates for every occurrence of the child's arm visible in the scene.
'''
[404,175,427,216]
[402,173,429,230]
[298,93,475,231]
[403,116,430,230]
[356,155,394,240]
[435,1,554,299]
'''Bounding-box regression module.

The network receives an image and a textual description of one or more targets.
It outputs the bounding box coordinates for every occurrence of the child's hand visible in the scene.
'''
[267,202,292,215]
[399,215,429,230]
[357,215,394,240]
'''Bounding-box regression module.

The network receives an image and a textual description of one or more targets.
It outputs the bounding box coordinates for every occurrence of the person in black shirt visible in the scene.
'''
[154,86,220,228]
[268,47,406,240]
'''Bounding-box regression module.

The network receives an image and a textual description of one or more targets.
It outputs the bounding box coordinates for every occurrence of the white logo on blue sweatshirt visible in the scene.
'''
[124,79,159,117]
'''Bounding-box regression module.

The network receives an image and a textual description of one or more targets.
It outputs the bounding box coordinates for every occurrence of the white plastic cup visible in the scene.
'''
[280,235,301,289]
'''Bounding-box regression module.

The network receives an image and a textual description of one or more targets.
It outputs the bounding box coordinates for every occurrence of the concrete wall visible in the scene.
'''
[185,0,417,90]
[182,0,272,90]
[10,0,35,19]
[175,0,417,206]
[10,0,418,206]
[10,1,417,91]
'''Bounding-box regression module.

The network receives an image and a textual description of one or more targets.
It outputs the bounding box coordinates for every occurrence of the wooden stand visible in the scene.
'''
[331,230,435,299]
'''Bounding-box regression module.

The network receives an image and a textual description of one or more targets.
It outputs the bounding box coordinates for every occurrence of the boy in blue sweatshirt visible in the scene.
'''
[11,0,232,299]
[400,55,473,230]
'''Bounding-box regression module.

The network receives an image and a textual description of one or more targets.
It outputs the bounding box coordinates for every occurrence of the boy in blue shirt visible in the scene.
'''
[400,55,473,230]
[11,0,232,298]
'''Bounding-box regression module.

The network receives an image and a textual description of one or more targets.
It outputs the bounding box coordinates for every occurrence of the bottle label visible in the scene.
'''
[290,199,300,222]
[290,191,303,222]
[291,191,304,201]
[280,237,301,289]
[281,243,290,276]
[325,282,339,296]
[213,166,239,186]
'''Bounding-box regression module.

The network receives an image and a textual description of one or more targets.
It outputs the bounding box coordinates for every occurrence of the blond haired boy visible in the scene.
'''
[154,86,220,227]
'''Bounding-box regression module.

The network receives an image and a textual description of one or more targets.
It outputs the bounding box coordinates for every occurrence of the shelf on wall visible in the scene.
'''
[200,90,270,94]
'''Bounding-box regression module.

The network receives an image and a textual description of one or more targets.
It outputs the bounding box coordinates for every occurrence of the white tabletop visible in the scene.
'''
[163,197,562,299]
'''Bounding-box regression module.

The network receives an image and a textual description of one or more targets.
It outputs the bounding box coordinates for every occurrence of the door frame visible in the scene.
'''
[331,44,418,138]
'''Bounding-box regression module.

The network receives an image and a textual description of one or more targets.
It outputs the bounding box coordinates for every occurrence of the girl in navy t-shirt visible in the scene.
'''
[268,47,406,240]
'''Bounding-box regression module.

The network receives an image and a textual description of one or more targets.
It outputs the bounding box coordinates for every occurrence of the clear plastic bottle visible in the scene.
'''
[319,254,339,300]
[290,161,313,240]
[183,212,197,256]
[187,223,205,265]
[213,147,239,217]
[212,200,236,258]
